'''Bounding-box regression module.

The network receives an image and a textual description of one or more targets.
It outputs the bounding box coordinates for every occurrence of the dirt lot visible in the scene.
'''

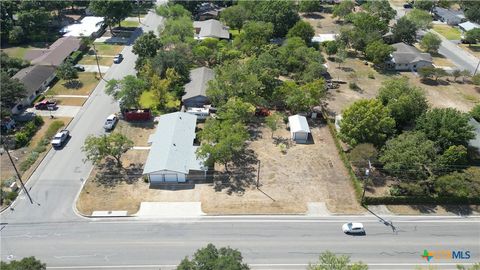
[325,55,480,115]
[77,119,364,215]
[301,8,345,35]
[114,120,156,146]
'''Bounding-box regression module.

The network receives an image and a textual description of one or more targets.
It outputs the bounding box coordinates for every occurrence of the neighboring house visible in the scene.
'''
[195,2,224,21]
[142,112,207,185]
[386,42,433,71]
[26,36,80,66]
[311,34,337,43]
[60,16,105,38]
[182,67,215,108]
[193,19,230,40]
[11,65,56,114]
[288,115,311,143]
[433,7,465,25]
[469,118,480,158]
[459,21,480,32]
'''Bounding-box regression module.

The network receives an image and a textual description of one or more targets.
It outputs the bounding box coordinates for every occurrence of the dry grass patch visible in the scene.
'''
[47,72,100,96]
[113,120,156,146]
[459,44,480,58]
[301,10,345,35]
[55,97,87,106]
[201,120,363,214]
[78,56,114,66]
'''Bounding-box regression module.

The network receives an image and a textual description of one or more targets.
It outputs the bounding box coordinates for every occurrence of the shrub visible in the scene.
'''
[364,195,480,205]
[23,122,37,137]
[349,82,360,90]
[14,132,29,148]
[368,72,375,79]
[33,116,44,127]
[471,104,480,122]
[19,151,40,172]
[69,50,83,64]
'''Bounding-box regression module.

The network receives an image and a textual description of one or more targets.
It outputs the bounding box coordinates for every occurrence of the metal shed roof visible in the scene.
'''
[142,112,201,174]
[288,115,311,133]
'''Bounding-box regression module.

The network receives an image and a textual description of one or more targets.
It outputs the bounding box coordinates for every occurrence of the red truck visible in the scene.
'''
[122,109,152,121]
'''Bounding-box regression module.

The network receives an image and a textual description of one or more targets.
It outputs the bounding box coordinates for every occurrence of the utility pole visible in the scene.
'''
[361,160,372,204]
[474,58,480,76]
[256,160,261,188]
[137,0,141,23]
[2,143,33,204]
[91,42,105,81]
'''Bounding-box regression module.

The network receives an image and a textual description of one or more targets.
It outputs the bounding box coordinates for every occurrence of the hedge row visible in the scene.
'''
[364,196,480,205]
[324,114,363,201]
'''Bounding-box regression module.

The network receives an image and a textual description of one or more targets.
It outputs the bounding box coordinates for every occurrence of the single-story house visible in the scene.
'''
[459,21,480,32]
[386,42,433,71]
[433,7,465,25]
[195,2,224,21]
[27,36,80,67]
[182,67,214,108]
[142,112,207,185]
[60,16,105,38]
[11,65,56,114]
[469,118,480,157]
[311,33,337,43]
[288,115,311,143]
[193,19,230,40]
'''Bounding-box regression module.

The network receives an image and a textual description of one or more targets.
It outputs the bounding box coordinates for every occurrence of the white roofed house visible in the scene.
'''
[60,16,105,38]
[288,115,311,144]
[193,19,230,40]
[142,112,208,186]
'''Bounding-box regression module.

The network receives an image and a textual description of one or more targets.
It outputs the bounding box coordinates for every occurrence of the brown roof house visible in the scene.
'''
[386,42,433,71]
[11,65,56,114]
[193,19,230,40]
[182,67,215,108]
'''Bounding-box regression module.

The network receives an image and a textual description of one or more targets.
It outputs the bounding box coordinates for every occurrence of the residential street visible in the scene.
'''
[1,216,479,269]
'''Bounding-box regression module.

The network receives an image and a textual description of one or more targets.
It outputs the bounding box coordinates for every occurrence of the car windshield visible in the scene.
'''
[54,134,62,139]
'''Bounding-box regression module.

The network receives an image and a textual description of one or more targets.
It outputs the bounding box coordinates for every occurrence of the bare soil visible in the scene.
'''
[113,120,156,146]
[301,9,345,35]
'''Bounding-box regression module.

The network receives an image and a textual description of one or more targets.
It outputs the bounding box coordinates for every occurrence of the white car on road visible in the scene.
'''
[103,114,118,131]
[342,222,365,234]
[51,130,70,148]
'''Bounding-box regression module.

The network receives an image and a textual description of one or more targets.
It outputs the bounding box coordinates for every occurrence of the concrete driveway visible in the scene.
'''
[27,105,81,118]
[77,65,110,73]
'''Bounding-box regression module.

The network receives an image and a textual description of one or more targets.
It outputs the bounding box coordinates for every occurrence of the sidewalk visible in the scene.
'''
[134,202,205,218]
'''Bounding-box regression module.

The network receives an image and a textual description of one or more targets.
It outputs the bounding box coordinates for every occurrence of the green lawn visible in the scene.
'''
[91,44,124,56]
[433,25,462,40]
[120,20,140,28]
[78,55,114,66]
[2,46,34,59]
[47,73,100,96]
[139,90,158,108]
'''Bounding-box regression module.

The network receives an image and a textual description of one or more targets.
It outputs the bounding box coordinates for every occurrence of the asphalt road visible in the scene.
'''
[1,216,479,269]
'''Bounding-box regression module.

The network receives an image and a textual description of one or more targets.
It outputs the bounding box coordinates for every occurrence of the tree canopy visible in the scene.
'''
[414,0,434,11]
[0,256,46,270]
[82,133,134,168]
[177,243,250,270]
[287,20,315,44]
[415,108,475,152]
[332,0,355,21]
[434,167,480,197]
[217,97,255,123]
[89,0,134,31]
[379,131,436,180]
[362,0,396,23]
[274,79,326,114]
[392,17,418,44]
[248,0,300,37]
[0,52,29,76]
[220,5,249,30]
[105,75,147,109]
[133,31,162,59]
[462,1,480,23]
[420,32,441,53]
[1,72,26,117]
[234,21,274,55]
[339,99,396,146]
[405,9,433,30]
[56,60,78,87]
[308,251,368,270]
[365,40,394,66]
[377,78,428,128]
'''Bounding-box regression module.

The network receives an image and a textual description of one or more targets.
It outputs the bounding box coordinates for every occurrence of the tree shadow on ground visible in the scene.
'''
[247,120,264,141]
[338,66,354,72]
[420,78,450,86]
[62,80,83,89]
[409,204,437,214]
[301,13,324,19]
[443,205,474,216]
[94,158,143,187]
[212,149,259,195]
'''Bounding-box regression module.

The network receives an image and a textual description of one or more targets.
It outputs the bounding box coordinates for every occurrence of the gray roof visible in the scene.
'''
[30,36,80,66]
[391,42,432,64]
[459,21,480,32]
[12,65,56,96]
[433,7,464,24]
[288,115,311,133]
[182,67,215,101]
[469,118,480,154]
[193,19,230,39]
[143,112,204,174]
